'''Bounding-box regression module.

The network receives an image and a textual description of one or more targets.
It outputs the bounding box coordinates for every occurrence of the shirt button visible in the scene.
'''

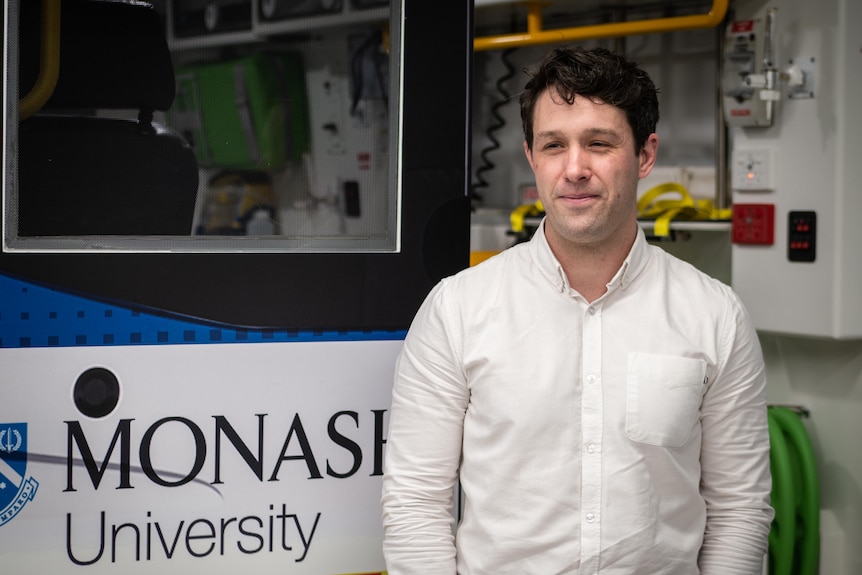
[586,443,596,453]
[588,307,596,315]
[585,513,596,523]
[586,374,596,384]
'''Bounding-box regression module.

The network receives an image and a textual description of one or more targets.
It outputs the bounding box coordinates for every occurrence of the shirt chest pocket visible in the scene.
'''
[625,353,707,448]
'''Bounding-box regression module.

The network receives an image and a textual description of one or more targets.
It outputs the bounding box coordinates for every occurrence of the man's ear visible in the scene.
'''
[523,140,533,167]
[638,133,659,179]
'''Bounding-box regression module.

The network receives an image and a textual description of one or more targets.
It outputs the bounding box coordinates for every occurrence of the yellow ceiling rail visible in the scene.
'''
[20,0,62,120]
[474,0,729,51]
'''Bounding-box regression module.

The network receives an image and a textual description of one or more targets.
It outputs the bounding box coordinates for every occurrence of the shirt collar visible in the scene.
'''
[530,218,650,294]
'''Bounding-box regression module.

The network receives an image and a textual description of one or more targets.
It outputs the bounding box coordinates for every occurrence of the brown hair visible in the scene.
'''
[520,46,659,153]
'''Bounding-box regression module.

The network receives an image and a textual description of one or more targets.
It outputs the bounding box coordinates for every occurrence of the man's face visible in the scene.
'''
[523,88,658,253]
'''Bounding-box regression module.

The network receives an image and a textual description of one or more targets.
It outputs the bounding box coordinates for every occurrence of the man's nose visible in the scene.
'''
[564,147,591,181]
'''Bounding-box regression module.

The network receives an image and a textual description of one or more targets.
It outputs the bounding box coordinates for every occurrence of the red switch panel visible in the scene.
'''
[732,203,775,245]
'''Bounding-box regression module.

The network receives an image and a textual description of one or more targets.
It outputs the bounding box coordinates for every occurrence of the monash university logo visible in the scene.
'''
[0,423,39,527]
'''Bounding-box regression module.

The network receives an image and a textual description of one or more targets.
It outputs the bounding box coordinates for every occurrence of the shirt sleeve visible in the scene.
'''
[380,281,468,575]
[698,291,775,574]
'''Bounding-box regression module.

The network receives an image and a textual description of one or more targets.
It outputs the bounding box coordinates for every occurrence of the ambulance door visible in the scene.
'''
[0,0,471,573]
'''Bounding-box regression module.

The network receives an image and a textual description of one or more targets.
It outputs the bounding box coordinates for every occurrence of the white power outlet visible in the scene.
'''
[732,148,775,191]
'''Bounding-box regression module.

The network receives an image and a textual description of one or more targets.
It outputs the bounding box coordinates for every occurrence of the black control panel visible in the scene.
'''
[788,210,816,262]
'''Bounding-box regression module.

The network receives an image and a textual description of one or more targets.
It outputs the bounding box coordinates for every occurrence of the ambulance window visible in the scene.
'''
[5,0,401,253]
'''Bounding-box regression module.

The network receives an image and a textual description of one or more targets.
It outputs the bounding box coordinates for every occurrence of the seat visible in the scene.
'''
[17,0,199,237]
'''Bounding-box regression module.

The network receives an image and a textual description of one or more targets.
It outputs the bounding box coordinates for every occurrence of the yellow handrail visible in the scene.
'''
[20,0,62,120]
[474,0,729,51]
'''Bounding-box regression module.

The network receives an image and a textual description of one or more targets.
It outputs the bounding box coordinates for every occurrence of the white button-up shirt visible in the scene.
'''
[382,222,773,574]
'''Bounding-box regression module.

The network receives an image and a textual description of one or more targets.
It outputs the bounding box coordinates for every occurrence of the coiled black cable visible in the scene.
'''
[471,48,518,207]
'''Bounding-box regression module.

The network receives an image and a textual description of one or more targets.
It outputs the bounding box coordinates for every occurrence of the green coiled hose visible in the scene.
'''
[767,406,820,575]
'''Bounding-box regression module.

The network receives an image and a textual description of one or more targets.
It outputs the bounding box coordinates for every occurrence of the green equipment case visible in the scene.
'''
[169,52,310,171]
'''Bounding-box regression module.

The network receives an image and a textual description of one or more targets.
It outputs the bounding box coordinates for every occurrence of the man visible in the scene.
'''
[381,46,773,574]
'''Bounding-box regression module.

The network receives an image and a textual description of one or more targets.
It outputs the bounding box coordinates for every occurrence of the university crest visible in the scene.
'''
[0,423,39,527]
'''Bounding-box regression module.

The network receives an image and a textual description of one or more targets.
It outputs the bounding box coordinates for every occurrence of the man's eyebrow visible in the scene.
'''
[534,130,565,140]
[582,127,624,139]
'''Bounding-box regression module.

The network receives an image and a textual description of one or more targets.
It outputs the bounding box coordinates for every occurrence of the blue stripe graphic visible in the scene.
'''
[0,274,406,348]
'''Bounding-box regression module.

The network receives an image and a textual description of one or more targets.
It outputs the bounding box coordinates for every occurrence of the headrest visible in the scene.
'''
[19,0,176,112]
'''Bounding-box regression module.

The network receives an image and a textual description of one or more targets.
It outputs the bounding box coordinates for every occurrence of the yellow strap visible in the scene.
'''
[510,200,544,233]
[637,182,731,237]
